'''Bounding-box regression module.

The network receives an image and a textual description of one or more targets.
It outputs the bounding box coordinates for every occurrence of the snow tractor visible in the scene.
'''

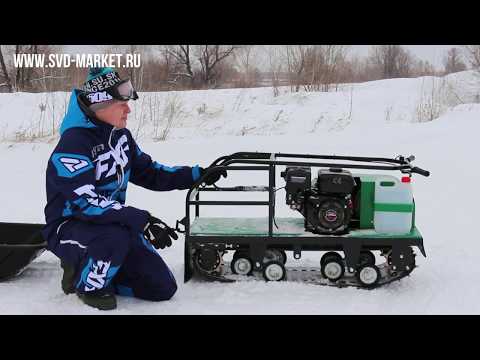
[180,152,430,289]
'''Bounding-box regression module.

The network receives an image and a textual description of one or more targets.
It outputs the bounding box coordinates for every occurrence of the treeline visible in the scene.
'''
[0,45,476,94]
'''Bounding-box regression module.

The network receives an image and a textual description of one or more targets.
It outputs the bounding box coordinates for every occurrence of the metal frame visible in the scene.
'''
[184,152,429,282]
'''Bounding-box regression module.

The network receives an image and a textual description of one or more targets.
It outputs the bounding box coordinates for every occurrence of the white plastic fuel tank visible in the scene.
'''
[373,175,414,234]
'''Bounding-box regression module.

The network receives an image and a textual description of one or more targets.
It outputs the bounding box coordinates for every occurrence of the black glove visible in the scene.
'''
[143,215,178,249]
[199,167,227,185]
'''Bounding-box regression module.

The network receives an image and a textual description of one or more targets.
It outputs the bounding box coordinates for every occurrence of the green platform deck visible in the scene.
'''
[190,217,422,239]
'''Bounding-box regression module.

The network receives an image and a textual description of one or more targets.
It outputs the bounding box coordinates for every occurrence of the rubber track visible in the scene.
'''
[192,261,416,289]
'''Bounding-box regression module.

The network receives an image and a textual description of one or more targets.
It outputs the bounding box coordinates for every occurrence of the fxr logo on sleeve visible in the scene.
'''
[60,157,90,173]
[78,259,119,292]
[74,184,123,210]
[52,153,94,178]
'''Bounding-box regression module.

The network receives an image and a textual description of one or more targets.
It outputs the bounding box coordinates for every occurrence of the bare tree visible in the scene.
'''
[128,45,150,91]
[140,53,171,91]
[0,45,12,92]
[462,45,480,69]
[336,54,363,83]
[14,45,41,91]
[443,48,466,75]
[0,45,59,92]
[283,45,308,92]
[322,45,349,91]
[159,46,181,89]
[100,45,146,90]
[195,45,237,88]
[164,45,196,88]
[233,45,259,87]
[396,47,413,77]
[369,45,414,79]
[303,45,349,92]
[263,46,283,96]
[126,45,141,89]
[303,46,323,91]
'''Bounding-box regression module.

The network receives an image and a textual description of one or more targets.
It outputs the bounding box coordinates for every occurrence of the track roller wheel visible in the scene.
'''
[262,261,286,281]
[356,264,381,288]
[321,255,345,282]
[231,255,253,276]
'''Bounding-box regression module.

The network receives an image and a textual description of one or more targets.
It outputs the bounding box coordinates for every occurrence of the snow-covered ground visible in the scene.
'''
[0,71,479,314]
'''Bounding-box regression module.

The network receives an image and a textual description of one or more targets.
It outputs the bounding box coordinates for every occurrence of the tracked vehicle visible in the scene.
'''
[180,152,430,289]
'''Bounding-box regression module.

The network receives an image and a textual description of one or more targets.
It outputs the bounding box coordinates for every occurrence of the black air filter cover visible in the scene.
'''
[317,168,355,195]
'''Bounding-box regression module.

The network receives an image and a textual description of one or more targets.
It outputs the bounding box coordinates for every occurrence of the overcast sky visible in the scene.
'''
[350,45,456,68]
[64,45,459,70]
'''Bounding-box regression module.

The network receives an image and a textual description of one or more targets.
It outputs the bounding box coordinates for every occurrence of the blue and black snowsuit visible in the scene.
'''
[41,90,201,300]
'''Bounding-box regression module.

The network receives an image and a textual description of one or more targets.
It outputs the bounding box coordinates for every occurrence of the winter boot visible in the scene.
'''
[60,260,76,295]
[76,290,117,311]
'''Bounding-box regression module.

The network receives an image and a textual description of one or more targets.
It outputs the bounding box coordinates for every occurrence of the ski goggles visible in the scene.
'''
[107,79,139,101]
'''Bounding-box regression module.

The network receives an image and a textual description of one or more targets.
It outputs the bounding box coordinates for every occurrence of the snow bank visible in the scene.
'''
[2,71,479,143]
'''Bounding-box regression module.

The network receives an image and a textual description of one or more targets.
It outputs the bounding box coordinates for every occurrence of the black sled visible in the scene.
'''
[0,223,47,281]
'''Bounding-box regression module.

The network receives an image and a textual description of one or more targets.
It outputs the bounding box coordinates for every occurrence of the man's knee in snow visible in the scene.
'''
[138,276,178,301]
[149,281,178,301]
